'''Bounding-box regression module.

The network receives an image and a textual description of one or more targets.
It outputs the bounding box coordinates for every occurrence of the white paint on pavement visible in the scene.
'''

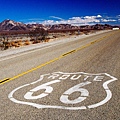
[24,80,60,100]
[8,72,117,110]
[60,81,91,104]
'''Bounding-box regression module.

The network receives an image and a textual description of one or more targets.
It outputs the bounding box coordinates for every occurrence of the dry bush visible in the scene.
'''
[6,42,11,48]
[10,41,20,47]
[24,40,30,45]
[14,42,19,47]
[32,40,41,44]
[45,38,50,42]
[17,41,23,46]
[10,41,15,46]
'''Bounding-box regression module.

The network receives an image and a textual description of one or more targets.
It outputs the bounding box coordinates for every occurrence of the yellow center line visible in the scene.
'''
[0,57,60,85]
[0,32,116,85]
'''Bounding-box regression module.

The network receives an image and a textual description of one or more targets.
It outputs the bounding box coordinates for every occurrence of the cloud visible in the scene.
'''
[27,18,44,21]
[84,16,96,19]
[43,20,55,24]
[116,15,120,19]
[50,16,63,20]
[97,15,102,18]
[20,18,45,24]
[101,19,117,22]
[25,14,119,25]
[43,15,101,25]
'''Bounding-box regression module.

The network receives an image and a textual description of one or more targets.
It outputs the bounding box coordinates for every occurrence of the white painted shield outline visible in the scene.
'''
[8,72,117,110]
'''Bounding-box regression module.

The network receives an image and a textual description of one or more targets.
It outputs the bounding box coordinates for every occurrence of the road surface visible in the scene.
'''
[0,30,120,120]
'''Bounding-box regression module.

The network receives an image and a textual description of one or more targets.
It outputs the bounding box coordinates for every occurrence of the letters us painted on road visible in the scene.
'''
[8,72,117,110]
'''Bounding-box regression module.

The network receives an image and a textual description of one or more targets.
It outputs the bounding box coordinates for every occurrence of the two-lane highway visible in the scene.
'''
[0,30,120,120]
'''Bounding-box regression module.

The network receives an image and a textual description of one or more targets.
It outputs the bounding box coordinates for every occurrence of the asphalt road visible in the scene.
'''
[0,30,120,120]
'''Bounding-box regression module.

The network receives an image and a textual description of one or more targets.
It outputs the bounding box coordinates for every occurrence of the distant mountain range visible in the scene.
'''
[0,19,46,31]
[0,19,119,31]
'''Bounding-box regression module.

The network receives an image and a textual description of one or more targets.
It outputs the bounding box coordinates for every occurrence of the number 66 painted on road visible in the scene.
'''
[8,72,117,110]
[24,80,91,104]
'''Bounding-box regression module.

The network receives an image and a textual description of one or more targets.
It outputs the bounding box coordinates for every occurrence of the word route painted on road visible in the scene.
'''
[8,72,117,110]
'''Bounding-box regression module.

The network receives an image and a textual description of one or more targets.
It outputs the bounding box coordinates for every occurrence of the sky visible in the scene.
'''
[0,0,120,25]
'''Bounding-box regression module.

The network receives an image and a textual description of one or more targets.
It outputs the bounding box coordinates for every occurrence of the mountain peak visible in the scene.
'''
[1,19,15,25]
[0,19,28,31]
[2,19,14,23]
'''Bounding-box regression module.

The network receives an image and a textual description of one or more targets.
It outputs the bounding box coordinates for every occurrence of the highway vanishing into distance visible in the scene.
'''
[0,30,120,120]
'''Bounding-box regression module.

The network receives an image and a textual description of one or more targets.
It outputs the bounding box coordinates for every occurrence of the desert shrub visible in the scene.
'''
[24,40,30,45]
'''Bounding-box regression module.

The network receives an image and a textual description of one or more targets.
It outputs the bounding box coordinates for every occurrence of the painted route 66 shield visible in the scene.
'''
[8,72,117,110]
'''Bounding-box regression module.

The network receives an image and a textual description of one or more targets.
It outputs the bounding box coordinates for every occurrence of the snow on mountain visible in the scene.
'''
[0,19,116,31]
[0,19,48,31]
[0,19,28,31]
